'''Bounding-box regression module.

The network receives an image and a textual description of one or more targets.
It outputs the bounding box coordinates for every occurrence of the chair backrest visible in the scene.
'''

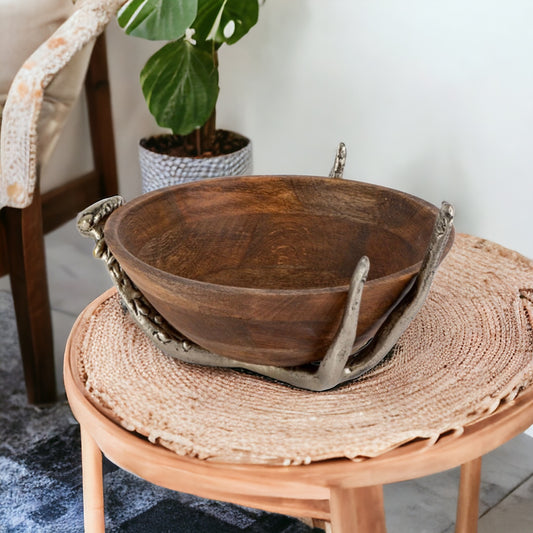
[0,0,124,210]
[0,0,94,171]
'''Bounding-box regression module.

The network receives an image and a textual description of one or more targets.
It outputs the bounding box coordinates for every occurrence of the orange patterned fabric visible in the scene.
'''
[0,0,125,209]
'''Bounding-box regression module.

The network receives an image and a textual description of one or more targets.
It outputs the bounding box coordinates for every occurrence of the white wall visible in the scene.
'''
[98,0,532,258]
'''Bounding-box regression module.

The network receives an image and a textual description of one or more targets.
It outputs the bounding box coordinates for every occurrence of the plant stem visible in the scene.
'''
[182,49,218,156]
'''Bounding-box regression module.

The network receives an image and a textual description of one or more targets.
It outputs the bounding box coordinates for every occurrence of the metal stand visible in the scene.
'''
[78,145,454,391]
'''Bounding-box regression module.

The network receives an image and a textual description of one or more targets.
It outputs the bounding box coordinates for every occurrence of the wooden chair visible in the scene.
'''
[0,0,123,404]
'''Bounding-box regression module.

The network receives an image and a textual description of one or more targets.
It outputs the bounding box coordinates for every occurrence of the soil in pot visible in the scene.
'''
[140,129,249,159]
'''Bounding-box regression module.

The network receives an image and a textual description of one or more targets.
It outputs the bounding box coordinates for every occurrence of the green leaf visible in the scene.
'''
[140,39,219,135]
[191,0,225,43]
[217,0,259,45]
[192,0,259,45]
[118,0,197,41]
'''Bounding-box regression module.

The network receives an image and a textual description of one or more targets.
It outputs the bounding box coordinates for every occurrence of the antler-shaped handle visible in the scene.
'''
[329,142,347,178]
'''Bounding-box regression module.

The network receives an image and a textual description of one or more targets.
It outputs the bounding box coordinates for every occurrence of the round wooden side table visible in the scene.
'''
[64,293,533,533]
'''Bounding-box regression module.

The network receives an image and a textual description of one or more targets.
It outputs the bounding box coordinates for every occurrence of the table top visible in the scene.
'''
[65,323,533,495]
[64,235,533,466]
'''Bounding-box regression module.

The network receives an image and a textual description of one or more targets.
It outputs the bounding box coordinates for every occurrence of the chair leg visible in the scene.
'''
[329,485,387,533]
[455,457,482,533]
[81,426,105,533]
[5,199,57,404]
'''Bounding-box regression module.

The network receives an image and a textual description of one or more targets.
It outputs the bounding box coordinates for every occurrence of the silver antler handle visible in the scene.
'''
[329,142,347,178]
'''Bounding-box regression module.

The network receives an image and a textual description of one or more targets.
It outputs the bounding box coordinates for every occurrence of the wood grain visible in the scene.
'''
[329,485,386,533]
[5,198,55,405]
[455,457,482,533]
[81,426,106,533]
[105,176,452,366]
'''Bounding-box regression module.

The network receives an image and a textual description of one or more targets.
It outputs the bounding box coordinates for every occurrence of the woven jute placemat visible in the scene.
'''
[72,234,533,465]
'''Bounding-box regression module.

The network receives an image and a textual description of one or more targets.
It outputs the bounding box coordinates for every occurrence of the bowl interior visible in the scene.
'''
[110,176,437,292]
[104,175,449,366]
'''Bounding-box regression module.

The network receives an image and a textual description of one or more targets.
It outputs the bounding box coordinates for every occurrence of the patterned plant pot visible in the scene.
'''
[139,130,253,194]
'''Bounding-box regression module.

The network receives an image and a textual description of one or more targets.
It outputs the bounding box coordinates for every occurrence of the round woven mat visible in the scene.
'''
[72,234,533,465]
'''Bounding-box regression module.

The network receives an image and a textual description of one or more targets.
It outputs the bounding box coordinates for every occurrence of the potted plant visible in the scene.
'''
[118,0,259,192]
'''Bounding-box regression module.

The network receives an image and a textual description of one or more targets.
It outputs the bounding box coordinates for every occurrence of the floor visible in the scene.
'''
[2,219,533,532]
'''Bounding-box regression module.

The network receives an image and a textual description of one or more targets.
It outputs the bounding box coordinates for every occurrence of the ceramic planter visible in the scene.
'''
[138,130,253,194]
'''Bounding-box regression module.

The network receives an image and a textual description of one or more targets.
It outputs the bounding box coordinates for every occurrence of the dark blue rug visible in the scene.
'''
[0,292,319,532]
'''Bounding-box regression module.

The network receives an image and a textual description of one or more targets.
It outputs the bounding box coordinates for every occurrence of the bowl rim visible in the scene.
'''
[104,175,446,296]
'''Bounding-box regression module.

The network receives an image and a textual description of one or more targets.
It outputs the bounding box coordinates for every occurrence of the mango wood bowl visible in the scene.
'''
[104,176,452,367]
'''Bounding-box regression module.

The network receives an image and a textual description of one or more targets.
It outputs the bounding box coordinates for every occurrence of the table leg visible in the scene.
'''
[312,518,332,532]
[81,426,105,533]
[455,456,482,533]
[329,485,386,533]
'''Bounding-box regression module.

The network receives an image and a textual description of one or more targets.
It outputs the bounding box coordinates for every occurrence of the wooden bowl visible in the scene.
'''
[104,176,452,367]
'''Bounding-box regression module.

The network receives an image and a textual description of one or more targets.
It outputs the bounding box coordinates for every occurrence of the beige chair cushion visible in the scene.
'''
[0,0,123,208]
[0,0,93,193]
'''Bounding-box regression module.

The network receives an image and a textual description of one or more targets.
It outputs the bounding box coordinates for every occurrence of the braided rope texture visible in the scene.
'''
[73,234,533,465]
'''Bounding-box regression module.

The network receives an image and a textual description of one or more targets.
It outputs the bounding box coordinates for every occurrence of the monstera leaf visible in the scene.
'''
[118,0,197,41]
[140,38,219,135]
[193,0,259,45]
